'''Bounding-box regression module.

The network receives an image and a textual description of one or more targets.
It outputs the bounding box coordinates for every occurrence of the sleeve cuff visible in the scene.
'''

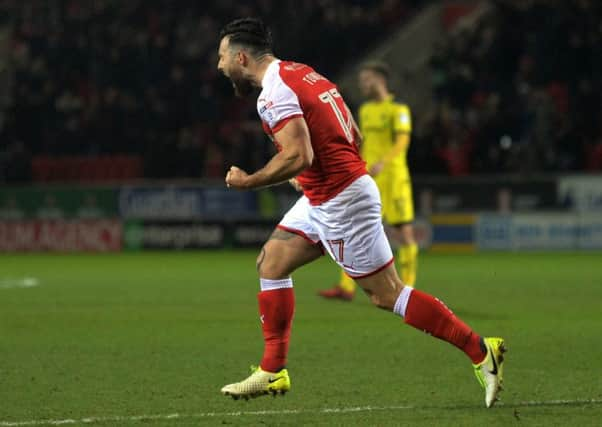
[271,114,304,133]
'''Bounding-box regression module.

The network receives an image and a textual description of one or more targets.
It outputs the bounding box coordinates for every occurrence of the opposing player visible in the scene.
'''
[319,62,418,301]
[217,18,506,407]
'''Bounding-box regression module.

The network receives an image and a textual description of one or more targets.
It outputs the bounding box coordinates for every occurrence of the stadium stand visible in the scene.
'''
[0,0,600,182]
[416,0,602,175]
[0,0,424,182]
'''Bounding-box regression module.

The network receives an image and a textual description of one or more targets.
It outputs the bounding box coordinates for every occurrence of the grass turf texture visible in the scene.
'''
[1,251,601,426]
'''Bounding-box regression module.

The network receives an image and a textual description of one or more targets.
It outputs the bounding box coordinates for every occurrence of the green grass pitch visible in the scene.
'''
[1,251,601,426]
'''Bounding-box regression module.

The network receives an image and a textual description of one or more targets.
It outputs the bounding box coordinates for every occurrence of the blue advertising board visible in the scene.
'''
[477,214,602,250]
[118,186,258,220]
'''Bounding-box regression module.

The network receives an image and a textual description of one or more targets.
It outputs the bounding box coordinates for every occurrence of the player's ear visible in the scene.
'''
[236,50,247,66]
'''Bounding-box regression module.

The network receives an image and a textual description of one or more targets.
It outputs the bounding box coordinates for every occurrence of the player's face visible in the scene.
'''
[217,37,254,97]
[358,69,382,99]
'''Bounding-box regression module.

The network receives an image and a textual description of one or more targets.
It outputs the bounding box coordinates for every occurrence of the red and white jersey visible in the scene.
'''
[257,60,366,205]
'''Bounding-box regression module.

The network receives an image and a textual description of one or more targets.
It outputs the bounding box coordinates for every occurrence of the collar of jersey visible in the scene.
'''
[261,59,281,88]
[367,94,394,105]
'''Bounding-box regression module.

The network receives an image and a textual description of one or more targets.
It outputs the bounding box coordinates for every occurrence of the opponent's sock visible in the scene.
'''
[398,243,418,287]
[258,278,295,372]
[338,269,356,293]
[394,287,486,364]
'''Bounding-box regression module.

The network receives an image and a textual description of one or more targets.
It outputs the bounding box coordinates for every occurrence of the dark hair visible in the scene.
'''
[360,61,391,81]
[220,18,273,57]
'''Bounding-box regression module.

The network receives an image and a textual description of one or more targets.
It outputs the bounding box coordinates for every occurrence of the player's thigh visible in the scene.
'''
[355,263,404,311]
[311,175,392,277]
[259,194,323,279]
[257,228,323,279]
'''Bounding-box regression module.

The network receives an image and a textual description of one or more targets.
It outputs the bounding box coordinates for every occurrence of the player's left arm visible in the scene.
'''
[382,132,410,164]
[225,117,313,190]
[370,132,410,176]
[370,105,411,176]
[384,104,411,163]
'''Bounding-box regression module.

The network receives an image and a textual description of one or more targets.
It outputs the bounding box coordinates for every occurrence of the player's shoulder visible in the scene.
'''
[276,61,312,84]
[277,60,333,91]
[392,100,411,113]
[260,61,301,101]
[278,60,312,75]
[359,100,379,114]
[392,100,412,131]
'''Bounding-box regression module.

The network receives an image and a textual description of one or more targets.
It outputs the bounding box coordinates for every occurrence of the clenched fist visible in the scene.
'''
[225,166,250,189]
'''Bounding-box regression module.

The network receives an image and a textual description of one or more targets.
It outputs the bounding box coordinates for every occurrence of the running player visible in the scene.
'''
[217,18,506,407]
[319,61,418,301]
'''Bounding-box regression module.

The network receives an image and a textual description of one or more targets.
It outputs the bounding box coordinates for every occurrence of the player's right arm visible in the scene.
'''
[226,117,313,190]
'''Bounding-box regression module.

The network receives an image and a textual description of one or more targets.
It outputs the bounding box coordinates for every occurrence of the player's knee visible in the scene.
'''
[256,246,288,279]
[400,237,413,247]
[256,247,266,272]
[400,225,415,245]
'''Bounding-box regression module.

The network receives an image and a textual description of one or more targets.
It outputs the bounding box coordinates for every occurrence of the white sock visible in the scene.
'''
[393,286,414,318]
[260,277,293,292]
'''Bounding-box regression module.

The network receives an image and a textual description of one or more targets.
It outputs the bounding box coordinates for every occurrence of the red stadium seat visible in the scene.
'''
[31,157,52,181]
[585,144,602,171]
[31,155,144,182]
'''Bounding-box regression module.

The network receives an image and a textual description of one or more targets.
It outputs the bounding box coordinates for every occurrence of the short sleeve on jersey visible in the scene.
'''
[393,104,412,133]
[257,80,303,133]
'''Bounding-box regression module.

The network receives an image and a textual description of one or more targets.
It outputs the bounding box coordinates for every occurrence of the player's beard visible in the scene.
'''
[229,71,254,97]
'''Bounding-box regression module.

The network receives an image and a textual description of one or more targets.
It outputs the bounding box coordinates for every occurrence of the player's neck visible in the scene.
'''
[374,87,391,102]
[252,55,277,88]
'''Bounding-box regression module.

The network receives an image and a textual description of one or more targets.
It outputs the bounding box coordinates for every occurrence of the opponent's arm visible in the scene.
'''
[369,132,410,176]
[225,117,313,190]
[370,103,412,176]
[383,132,410,164]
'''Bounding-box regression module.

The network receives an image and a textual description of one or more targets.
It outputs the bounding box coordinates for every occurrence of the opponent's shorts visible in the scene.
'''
[374,173,414,225]
[278,175,394,278]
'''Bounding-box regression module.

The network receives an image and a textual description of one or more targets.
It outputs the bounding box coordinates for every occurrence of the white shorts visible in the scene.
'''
[278,175,394,278]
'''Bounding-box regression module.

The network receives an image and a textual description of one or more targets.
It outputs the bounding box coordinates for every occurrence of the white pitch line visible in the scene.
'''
[1,399,601,426]
[0,277,39,289]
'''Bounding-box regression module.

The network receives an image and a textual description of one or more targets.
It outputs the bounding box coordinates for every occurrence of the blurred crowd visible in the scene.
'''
[0,0,420,182]
[417,0,602,175]
[1,0,600,182]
